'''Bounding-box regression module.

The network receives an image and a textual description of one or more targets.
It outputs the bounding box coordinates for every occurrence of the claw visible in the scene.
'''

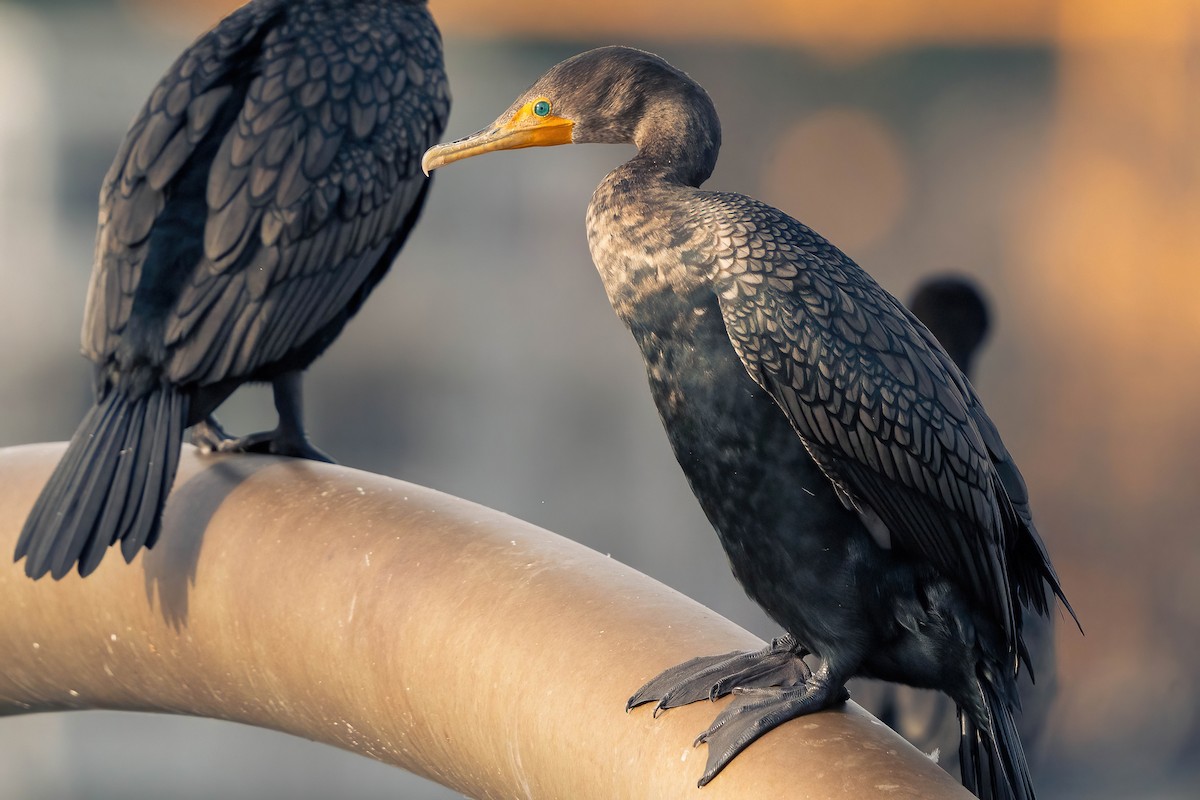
[628,636,850,788]
[627,649,752,712]
[189,373,334,464]
[189,417,334,463]
[627,634,810,715]
[190,416,233,454]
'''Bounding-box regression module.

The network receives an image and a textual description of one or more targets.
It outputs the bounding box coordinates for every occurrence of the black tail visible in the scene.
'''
[15,385,188,579]
[959,670,1034,800]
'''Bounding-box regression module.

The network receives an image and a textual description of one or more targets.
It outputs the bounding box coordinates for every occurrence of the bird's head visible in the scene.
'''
[908,275,991,376]
[422,46,719,182]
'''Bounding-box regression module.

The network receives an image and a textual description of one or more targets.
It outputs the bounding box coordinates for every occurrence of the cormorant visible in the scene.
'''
[15,0,449,580]
[908,276,991,379]
[423,47,1073,799]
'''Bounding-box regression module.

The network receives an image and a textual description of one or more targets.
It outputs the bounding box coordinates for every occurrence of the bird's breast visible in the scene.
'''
[586,177,710,324]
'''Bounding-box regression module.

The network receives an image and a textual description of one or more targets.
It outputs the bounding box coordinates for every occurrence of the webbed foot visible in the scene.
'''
[627,634,811,716]
[190,372,333,463]
[190,416,334,463]
[693,679,850,786]
[190,417,233,454]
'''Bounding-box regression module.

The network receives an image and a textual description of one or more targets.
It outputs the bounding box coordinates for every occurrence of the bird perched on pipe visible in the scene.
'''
[15,0,449,580]
[422,47,1074,800]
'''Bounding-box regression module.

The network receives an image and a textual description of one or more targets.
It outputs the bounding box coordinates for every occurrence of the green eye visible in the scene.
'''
[533,100,551,117]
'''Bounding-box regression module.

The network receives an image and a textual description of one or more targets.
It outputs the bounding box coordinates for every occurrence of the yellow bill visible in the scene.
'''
[422,98,574,175]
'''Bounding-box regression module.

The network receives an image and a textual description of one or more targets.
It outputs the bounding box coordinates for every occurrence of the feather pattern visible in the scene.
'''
[83,0,449,389]
[20,0,447,580]
[642,189,1067,651]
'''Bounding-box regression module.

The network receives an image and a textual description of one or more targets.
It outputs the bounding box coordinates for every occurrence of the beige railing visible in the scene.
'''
[0,443,969,799]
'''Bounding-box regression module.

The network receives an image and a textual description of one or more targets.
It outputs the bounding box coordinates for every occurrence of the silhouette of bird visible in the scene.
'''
[423,46,1073,799]
[908,276,991,377]
[16,0,449,579]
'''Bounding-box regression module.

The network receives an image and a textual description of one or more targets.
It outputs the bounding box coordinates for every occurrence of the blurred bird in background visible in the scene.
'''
[15,0,449,580]
[908,276,991,378]
[424,46,1074,799]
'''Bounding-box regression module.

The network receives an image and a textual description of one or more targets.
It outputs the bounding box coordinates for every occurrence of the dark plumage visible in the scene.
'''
[862,274,1056,781]
[16,0,449,580]
[423,47,1074,799]
[909,275,992,377]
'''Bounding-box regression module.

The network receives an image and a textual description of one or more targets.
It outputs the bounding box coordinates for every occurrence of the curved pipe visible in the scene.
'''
[0,443,970,799]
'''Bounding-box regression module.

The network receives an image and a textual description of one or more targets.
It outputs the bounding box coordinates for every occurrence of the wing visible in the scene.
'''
[900,295,1068,620]
[692,192,1039,644]
[84,0,286,364]
[84,0,450,386]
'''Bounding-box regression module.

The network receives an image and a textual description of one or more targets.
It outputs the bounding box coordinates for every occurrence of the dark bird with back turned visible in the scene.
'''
[15,0,449,580]
[423,47,1074,799]
[908,275,992,379]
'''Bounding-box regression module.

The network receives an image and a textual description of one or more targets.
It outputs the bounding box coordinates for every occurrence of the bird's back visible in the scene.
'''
[16,0,449,580]
[84,0,449,401]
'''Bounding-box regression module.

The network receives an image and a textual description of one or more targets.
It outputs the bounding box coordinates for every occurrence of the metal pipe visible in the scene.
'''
[0,443,970,799]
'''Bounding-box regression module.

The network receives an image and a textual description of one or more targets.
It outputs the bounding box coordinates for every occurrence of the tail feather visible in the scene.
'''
[81,393,148,574]
[50,398,133,572]
[85,401,142,572]
[22,398,124,573]
[120,394,166,560]
[18,403,95,548]
[959,672,1034,800]
[121,388,185,560]
[15,385,189,579]
[114,394,159,544]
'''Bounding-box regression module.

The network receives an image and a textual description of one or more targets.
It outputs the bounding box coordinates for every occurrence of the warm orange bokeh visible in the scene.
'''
[128,0,1198,46]
[126,0,1054,45]
[759,109,910,252]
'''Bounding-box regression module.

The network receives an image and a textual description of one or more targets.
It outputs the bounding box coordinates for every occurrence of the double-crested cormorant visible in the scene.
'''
[908,276,992,378]
[15,0,449,580]
[862,275,1056,779]
[423,47,1073,798]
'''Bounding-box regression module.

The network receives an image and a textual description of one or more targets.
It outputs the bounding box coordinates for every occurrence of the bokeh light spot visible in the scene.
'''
[758,108,910,253]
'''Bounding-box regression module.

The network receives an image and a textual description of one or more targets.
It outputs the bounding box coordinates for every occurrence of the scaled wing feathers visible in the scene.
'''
[84,0,450,387]
[696,192,1055,646]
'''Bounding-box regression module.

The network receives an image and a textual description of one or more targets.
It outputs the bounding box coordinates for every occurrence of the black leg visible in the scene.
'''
[269,373,331,458]
[189,372,334,463]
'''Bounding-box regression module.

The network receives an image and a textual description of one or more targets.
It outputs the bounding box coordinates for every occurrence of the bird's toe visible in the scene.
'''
[628,636,812,717]
[694,681,847,787]
[628,649,746,712]
[200,428,336,464]
[190,417,233,454]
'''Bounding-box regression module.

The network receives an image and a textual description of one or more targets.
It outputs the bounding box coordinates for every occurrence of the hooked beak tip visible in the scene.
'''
[420,151,437,177]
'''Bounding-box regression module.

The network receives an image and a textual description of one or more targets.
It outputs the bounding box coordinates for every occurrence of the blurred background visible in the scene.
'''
[1,0,1198,797]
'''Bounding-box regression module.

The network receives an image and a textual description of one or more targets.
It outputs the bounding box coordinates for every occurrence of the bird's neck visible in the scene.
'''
[624,149,705,187]
[628,92,720,187]
[587,165,712,332]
